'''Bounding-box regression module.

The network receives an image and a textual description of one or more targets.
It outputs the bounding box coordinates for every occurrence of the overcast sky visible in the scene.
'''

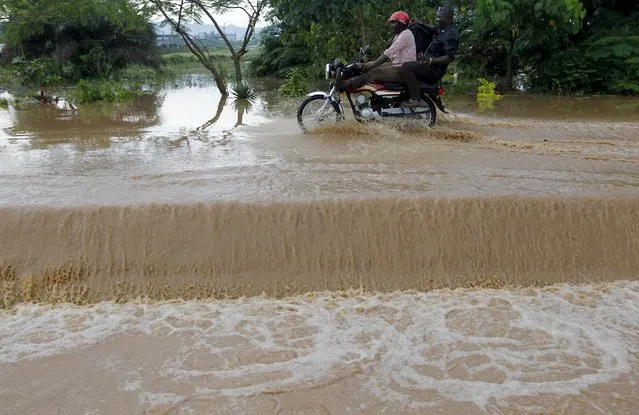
[217,9,268,26]
[153,8,269,28]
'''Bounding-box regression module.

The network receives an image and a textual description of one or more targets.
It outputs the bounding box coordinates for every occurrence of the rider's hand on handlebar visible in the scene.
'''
[360,62,374,72]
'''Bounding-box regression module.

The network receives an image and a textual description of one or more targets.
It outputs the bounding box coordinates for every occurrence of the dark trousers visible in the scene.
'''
[347,63,403,89]
[400,61,443,100]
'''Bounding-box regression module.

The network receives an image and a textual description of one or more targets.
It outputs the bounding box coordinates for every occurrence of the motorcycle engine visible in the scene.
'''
[354,94,379,119]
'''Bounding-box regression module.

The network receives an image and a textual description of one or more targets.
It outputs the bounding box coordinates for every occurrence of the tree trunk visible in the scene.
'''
[211,67,228,96]
[505,50,513,91]
[233,56,242,84]
[356,6,369,47]
[505,34,516,92]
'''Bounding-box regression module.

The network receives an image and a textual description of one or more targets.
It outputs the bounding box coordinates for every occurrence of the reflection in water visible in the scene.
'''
[0,80,277,178]
[186,96,257,147]
[0,81,271,153]
[195,95,228,132]
[445,93,639,121]
[5,93,166,150]
[192,96,253,132]
[233,98,254,127]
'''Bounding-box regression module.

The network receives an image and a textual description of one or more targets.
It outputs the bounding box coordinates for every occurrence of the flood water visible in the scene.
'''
[1,75,638,414]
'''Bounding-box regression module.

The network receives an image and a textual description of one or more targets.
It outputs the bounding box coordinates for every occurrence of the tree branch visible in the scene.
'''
[190,0,236,55]
[224,5,251,18]
[150,0,224,86]
[237,0,265,55]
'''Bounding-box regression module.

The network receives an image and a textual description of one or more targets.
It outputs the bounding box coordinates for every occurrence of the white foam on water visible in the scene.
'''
[1,281,638,411]
[138,391,185,408]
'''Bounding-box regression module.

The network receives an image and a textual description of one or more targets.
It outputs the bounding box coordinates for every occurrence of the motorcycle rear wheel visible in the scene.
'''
[297,96,343,133]
[414,94,437,128]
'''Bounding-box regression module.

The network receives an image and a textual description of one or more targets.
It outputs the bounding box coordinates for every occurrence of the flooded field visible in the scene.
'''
[1,76,638,414]
[1,78,638,205]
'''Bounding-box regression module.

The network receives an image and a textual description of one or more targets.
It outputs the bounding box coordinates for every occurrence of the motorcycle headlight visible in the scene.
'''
[324,63,336,79]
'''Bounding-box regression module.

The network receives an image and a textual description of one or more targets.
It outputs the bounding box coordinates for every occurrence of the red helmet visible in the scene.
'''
[387,11,410,25]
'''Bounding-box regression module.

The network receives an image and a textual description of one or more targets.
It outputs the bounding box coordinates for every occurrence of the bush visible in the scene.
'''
[69,79,134,104]
[231,81,256,100]
[476,78,503,111]
[11,58,63,87]
[278,68,308,97]
[0,66,20,89]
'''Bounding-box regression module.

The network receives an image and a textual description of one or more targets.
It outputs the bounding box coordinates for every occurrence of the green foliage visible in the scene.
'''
[469,0,587,89]
[0,98,8,109]
[160,52,233,78]
[117,65,162,83]
[162,54,199,65]
[10,58,63,87]
[532,50,599,94]
[69,79,134,104]
[591,36,639,59]
[474,0,586,35]
[0,66,20,89]
[231,81,256,100]
[249,26,311,77]
[476,77,503,110]
[278,68,308,97]
[477,78,500,97]
[529,6,639,94]
[1,0,161,84]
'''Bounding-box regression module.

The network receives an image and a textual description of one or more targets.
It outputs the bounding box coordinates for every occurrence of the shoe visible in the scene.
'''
[401,99,427,108]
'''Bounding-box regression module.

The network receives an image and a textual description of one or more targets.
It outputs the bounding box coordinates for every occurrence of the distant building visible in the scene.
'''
[156,34,183,46]
[204,32,237,41]
[155,32,237,46]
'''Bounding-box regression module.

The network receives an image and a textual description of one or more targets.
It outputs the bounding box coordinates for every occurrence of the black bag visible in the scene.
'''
[407,20,434,60]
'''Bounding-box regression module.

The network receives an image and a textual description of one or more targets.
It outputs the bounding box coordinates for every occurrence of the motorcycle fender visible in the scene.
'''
[306,91,344,114]
[430,95,449,114]
[306,91,331,98]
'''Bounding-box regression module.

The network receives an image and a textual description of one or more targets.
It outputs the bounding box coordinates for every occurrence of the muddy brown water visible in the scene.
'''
[0,79,638,414]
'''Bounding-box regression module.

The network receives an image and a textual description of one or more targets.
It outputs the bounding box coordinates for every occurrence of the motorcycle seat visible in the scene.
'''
[383,82,439,91]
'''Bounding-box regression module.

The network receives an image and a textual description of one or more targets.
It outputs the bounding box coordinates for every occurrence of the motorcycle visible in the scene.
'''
[296,45,449,133]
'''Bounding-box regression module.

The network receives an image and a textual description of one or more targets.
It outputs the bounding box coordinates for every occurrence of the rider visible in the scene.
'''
[399,7,459,108]
[337,11,416,91]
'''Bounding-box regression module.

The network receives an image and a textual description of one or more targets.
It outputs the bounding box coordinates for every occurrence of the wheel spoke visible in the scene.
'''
[298,96,341,132]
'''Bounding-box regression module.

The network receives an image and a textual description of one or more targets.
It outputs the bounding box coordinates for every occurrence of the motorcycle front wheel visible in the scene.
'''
[297,95,343,133]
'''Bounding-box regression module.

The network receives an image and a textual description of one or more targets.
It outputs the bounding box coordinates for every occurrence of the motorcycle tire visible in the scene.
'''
[418,94,438,128]
[297,95,343,133]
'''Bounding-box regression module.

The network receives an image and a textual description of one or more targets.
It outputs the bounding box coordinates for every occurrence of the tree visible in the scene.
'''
[0,0,161,80]
[473,0,586,90]
[530,0,639,93]
[146,0,268,96]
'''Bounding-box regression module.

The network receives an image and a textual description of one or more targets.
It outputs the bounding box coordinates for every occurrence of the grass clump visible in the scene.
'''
[69,79,134,104]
